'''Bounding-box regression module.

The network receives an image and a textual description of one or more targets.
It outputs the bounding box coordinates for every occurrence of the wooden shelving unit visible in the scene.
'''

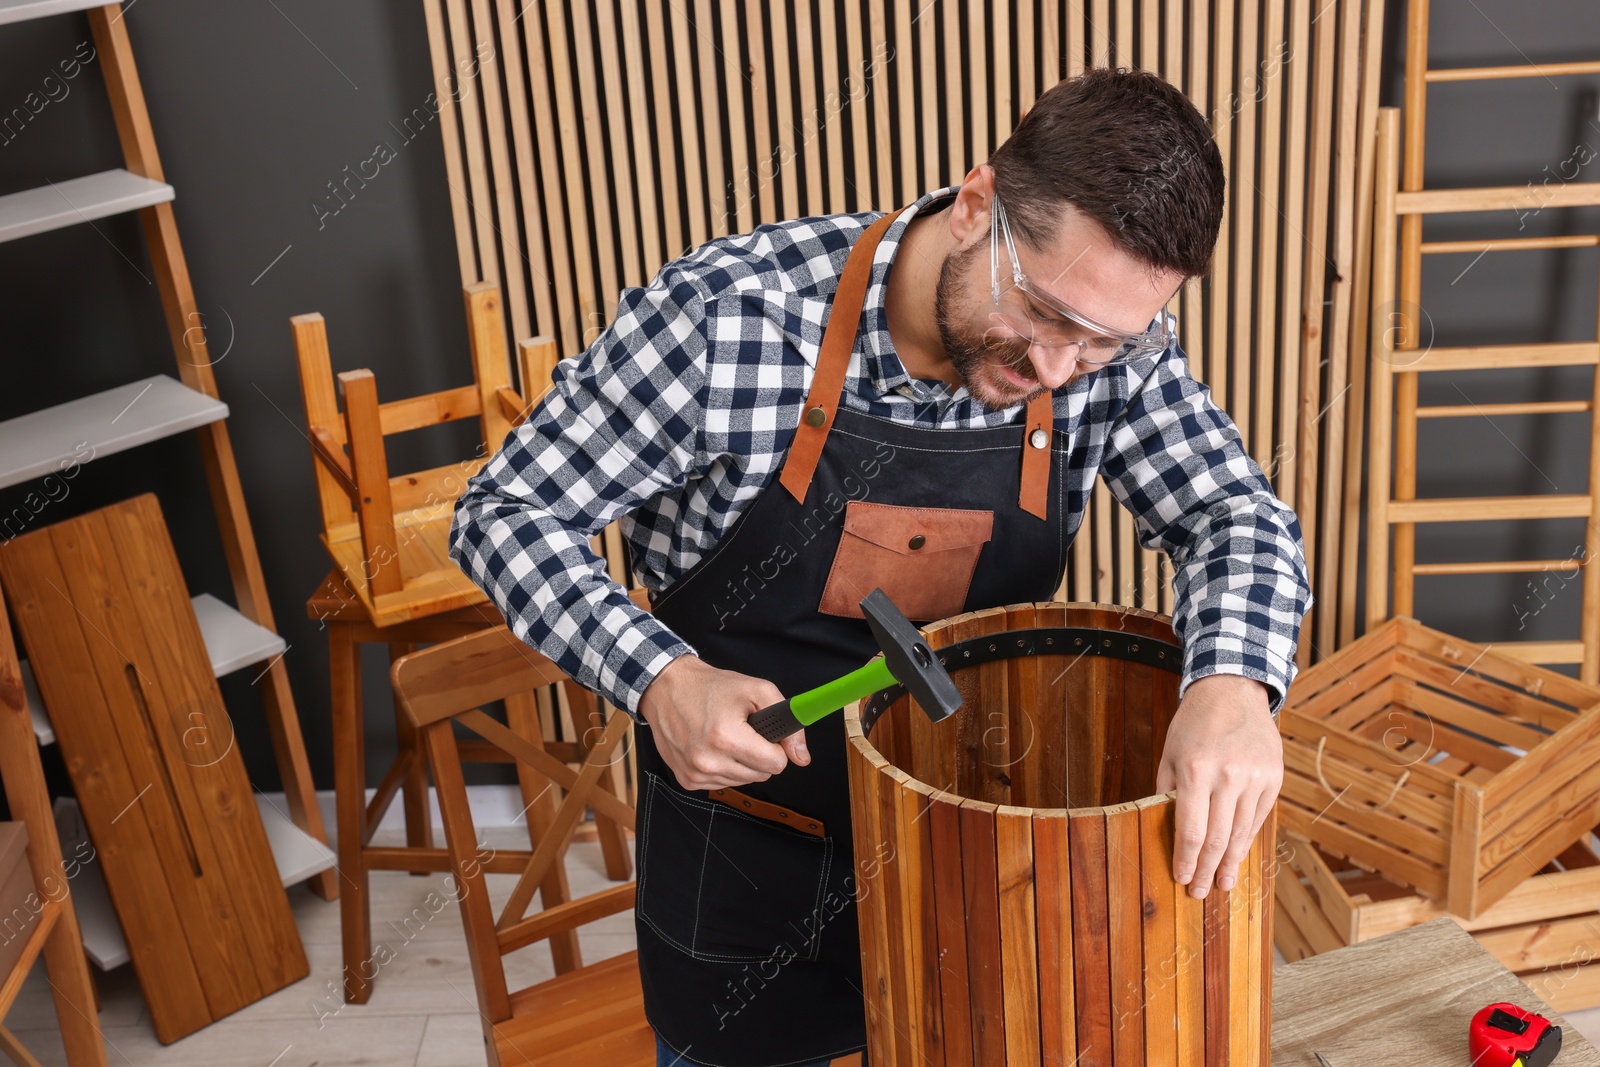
[0,0,337,911]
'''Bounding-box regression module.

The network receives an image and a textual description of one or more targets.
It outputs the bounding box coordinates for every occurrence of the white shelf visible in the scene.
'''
[190,593,286,675]
[52,793,336,972]
[28,594,284,745]
[0,374,226,490]
[0,169,172,244]
[0,0,112,27]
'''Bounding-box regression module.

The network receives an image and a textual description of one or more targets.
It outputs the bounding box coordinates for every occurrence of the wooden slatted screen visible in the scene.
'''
[425,0,1388,670]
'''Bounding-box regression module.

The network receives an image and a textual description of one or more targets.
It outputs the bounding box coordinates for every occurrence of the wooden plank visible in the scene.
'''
[930,794,975,1066]
[1068,810,1113,1067]
[900,778,947,1067]
[961,800,1007,1067]
[996,806,1040,1064]
[1202,874,1230,1067]
[1105,804,1144,1067]
[1034,812,1077,1067]
[1174,831,1206,1067]
[1138,799,1178,1067]
[852,738,900,1067]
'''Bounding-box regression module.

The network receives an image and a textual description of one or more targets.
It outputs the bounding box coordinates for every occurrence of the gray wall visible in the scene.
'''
[1,1,1598,793]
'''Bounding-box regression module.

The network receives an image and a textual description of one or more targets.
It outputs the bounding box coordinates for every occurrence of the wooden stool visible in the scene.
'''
[308,572,633,1004]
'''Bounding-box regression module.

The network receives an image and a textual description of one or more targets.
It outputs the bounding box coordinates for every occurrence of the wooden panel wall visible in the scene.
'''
[426,0,1389,668]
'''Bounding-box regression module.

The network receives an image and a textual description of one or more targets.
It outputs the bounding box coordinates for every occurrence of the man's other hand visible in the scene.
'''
[637,655,811,791]
[1155,674,1283,899]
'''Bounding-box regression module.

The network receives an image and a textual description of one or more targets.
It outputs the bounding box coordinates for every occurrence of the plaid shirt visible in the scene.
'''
[450,186,1313,721]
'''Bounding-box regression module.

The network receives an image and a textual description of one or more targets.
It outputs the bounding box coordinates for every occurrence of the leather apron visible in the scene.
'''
[637,203,1076,1067]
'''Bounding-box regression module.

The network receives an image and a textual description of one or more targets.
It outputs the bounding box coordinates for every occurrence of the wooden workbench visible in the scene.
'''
[1273,918,1600,1064]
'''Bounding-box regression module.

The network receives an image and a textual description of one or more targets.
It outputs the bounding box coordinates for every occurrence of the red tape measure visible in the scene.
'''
[1470,1003,1561,1067]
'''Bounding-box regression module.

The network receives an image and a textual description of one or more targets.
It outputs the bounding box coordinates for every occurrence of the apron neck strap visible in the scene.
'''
[777,203,1054,521]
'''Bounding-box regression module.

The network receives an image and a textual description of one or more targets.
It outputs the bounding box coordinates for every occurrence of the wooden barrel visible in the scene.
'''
[844,603,1277,1067]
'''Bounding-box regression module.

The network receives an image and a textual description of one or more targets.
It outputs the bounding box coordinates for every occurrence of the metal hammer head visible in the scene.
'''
[860,588,964,722]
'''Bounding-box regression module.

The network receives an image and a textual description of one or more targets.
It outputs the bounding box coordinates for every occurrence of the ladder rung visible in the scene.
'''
[1417,400,1592,418]
[1422,235,1600,254]
[1398,184,1600,215]
[1495,640,1585,666]
[1387,495,1592,523]
[1426,61,1600,83]
[0,0,112,27]
[1413,558,1587,576]
[1387,342,1600,373]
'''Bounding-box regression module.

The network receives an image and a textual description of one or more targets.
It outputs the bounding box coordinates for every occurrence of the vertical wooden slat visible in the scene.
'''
[720,0,755,232]
[902,781,949,1067]
[619,0,664,276]
[1251,0,1285,467]
[894,0,918,204]
[1069,811,1114,1066]
[1277,0,1311,510]
[1138,798,1179,1067]
[445,0,500,289]
[1228,0,1259,454]
[1140,0,1159,70]
[1258,808,1277,1065]
[1227,843,1257,1067]
[931,794,976,1066]
[997,806,1042,1063]
[543,0,600,349]
[1202,882,1231,1067]
[1364,108,1401,629]
[968,0,990,163]
[853,741,901,1067]
[647,0,689,259]
[745,0,777,225]
[794,0,826,215]
[1206,0,1232,412]
[868,2,895,209]
[1106,803,1146,1067]
[1034,812,1077,1065]
[945,0,965,179]
[919,0,940,188]
[695,0,731,236]
[493,0,558,348]
[768,0,800,222]
[570,0,624,327]
[843,0,871,208]
[1115,0,1134,66]
[994,0,1013,145]
[669,0,710,246]
[519,0,581,357]
[468,0,530,343]
[422,0,477,286]
[1017,0,1036,114]
[1041,0,1062,88]
[961,801,1007,1066]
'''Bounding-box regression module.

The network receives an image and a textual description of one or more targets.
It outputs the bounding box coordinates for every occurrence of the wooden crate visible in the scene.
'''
[846,603,1274,1067]
[1276,831,1600,1012]
[1278,616,1600,919]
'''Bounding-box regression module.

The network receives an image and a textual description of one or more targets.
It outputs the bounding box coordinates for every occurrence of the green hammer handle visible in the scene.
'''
[747,657,899,742]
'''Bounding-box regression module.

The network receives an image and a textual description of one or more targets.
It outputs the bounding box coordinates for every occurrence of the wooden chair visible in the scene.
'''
[291,281,560,628]
[392,623,651,1067]
[291,284,631,1004]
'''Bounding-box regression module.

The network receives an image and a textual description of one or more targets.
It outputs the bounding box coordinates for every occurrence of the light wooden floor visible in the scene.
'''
[8,825,1600,1066]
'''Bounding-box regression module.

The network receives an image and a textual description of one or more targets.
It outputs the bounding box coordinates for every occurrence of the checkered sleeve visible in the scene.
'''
[1097,342,1313,714]
[449,266,714,720]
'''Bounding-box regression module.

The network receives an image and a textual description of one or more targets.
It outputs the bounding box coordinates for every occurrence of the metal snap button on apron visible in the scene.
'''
[1030,427,1049,448]
[805,406,827,427]
[908,534,926,550]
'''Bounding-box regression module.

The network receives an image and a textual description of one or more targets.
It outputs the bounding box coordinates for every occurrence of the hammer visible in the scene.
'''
[746,587,965,742]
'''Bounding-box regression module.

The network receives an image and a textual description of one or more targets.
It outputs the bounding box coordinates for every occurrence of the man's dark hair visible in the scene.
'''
[987,67,1225,278]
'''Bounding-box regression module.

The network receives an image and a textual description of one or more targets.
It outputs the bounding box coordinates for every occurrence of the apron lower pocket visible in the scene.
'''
[636,769,834,965]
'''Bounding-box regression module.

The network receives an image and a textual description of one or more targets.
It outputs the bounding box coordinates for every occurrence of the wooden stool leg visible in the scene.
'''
[505,690,582,973]
[562,681,632,881]
[389,642,432,873]
[330,623,373,1004]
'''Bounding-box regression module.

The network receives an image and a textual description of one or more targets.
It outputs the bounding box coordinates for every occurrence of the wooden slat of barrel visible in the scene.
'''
[1003,604,1042,808]
[960,798,1007,1066]
[1069,810,1114,1067]
[1096,650,1129,806]
[1138,797,1180,1066]
[995,805,1041,1062]
[974,608,1013,806]
[898,777,947,1067]
[1203,881,1232,1066]
[930,793,975,1066]
[1032,604,1071,809]
[1258,807,1278,1066]
[1176,855,1206,1065]
[1033,811,1077,1065]
[1106,803,1146,1067]
[849,724,899,1067]
[876,763,915,1067]
[1122,660,1158,800]
[1229,837,1257,1067]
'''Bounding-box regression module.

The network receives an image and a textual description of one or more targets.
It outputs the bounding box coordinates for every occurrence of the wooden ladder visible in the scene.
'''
[1365,1,1600,680]
[0,1,334,898]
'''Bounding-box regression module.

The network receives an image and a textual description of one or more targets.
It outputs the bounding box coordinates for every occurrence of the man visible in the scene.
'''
[452,67,1311,1067]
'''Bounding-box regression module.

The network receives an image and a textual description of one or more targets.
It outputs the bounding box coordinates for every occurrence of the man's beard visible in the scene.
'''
[933,241,1048,411]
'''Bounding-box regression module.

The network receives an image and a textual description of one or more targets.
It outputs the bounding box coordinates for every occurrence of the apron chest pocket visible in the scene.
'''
[636,770,834,964]
[819,500,994,622]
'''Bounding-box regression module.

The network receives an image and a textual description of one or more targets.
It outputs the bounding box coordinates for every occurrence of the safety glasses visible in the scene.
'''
[988,194,1172,366]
